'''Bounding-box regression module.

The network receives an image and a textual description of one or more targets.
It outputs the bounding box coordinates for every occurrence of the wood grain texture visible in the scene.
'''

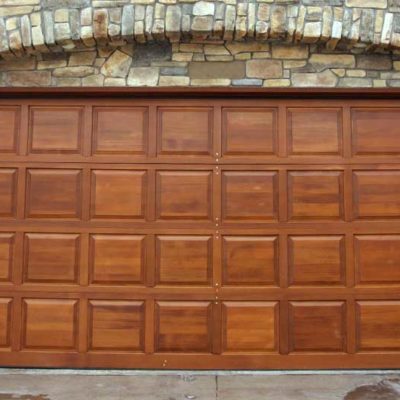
[0,97,400,369]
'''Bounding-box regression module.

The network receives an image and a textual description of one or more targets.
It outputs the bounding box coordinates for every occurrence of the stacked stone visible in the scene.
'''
[1,0,400,60]
[0,41,398,88]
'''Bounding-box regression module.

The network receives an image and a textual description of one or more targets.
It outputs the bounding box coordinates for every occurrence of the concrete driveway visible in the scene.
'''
[0,370,400,400]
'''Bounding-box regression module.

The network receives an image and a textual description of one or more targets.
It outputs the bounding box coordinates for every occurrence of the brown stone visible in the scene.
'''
[5,70,51,86]
[357,55,392,70]
[246,59,283,79]
[100,49,132,77]
[189,61,245,79]
[272,44,308,59]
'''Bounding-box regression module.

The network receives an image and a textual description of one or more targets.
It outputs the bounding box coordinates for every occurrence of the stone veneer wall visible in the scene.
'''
[0,0,400,87]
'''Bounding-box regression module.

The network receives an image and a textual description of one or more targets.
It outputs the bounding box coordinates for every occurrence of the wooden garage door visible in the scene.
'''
[1,95,400,369]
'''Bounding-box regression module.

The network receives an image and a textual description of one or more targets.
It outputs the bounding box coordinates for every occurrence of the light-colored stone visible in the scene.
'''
[159,75,189,85]
[53,66,95,77]
[263,78,291,87]
[101,49,132,77]
[191,78,230,86]
[82,74,105,86]
[193,1,214,16]
[226,42,269,55]
[309,54,355,71]
[292,69,338,87]
[38,59,67,69]
[272,44,308,59]
[104,77,126,86]
[346,0,387,9]
[246,59,282,79]
[128,66,159,85]
[5,70,51,86]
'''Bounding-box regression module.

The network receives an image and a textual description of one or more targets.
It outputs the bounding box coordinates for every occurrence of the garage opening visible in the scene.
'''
[0,90,400,369]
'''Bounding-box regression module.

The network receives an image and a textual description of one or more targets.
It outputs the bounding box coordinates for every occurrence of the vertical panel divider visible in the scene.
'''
[16,167,26,221]
[13,231,24,286]
[81,167,91,222]
[214,105,222,161]
[145,298,155,354]
[11,294,22,352]
[342,105,352,160]
[345,232,355,288]
[147,167,156,222]
[344,166,353,223]
[278,167,288,223]
[278,104,287,158]
[148,105,157,159]
[146,234,156,287]
[347,297,356,354]
[80,233,89,287]
[212,301,222,355]
[279,233,288,289]
[18,104,29,156]
[279,297,289,355]
[78,296,88,353]
[83,105,93,158]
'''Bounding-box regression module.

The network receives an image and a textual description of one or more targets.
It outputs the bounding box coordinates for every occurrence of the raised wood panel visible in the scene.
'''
[222,108,277,156]
[26,169,82,219]
[22,299,78,350]
[0,107,19,153]
[353,171,400,219]
[155,301,212,353]
[157,107,213,156]
[288,171,344,220]
[222,236,278,286]
[89,300,145,351]
[355,235,400,285]
[222,171,278,221]
[0,234,14,282]
[288,236,345,286]
[89,234,145,285]
[356,301,400,351]
[156,171,212,220]
[156,235,212,285]
[289,301,346,352]
[0,298,12,348]
[222,302,278,352]
[288,108,342,156]
[352,109,400,155]
[28,107,83,154]
[91,170,147,219]
[0,169,17,218]
[93,107,148,155]
[23,233,80,284]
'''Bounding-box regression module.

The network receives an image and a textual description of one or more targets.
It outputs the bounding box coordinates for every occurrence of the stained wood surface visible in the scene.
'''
[0,97,400,369]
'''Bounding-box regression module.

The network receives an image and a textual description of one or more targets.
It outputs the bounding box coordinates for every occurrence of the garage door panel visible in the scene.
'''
[0,107,19,154]
[222,301,278,353]
[1,97,400,369]
[288,235,345,286]
[89,234,146,285]
[91,170,147,220]
[22,298,79,350]
[92,107,148,156]
[288,171,344,220]
[157,107,213,157]
[156,235,212,285]
[0,298,12,348]
[88,300,145,352]
[0,234,14,283]
[356,301,400,351]
[28,107,84,154]
[26,169,82,219]
[355,235,400,285]
[155,301,212,353]
[289,301,346,353]
[222,171,278,222]
[222,108,277,157]
[222,236,278,286]
[0,168,17,219]
[23,233,80,284]
[353,171,400,219]
[156,171,212,221]
[352,109,400,155]
[288,108,343,156]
